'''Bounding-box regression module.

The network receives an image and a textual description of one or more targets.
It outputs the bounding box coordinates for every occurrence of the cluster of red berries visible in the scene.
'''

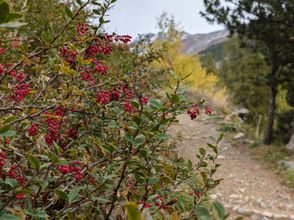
[95,84,148,113]
[80,70,94,81]
[84,33,131,58]
[57,161,83,181]
[15,193,25,200]
[0,53,30,102]
[94,61,108,75]
[79,59,109,82]
[0,63,5,74]
[28,123,38,137]
[104,34,132,44]
[139,195,178,209]
[44,107,64,146]
[187,105,212,120]
[0,150,5,167]
[85,35,116,57]
[44,117,60,146]
[9,70,26,82]
[42,106,79,148]
[0,159,27,188]
[68,127,78,140]
[0,47,5,55]
[76,22,89,36]
[11,83,31,102]
[8,70,30,102]
[86,43,113,56]
[188,191,202,200]
[96,91,111,104]
[60,46,78,65]
[123,101,134,113]
[121,85,134,99]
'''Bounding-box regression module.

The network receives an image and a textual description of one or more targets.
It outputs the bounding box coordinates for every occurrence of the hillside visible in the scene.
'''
[135,29,229,55]
[181,29,229,54]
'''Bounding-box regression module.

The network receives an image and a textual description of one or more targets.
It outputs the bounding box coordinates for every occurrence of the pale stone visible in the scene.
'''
[234,132,246,140]
[286,131,294,155]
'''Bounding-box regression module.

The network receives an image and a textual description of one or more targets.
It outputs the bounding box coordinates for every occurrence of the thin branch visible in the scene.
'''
[104,160,128,220]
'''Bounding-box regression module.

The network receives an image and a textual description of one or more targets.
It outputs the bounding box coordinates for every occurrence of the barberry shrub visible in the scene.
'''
[0,0,225,219]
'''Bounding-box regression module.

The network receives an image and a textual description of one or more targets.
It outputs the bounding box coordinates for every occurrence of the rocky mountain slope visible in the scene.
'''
[136,29,229,55]
[181,29,229,54]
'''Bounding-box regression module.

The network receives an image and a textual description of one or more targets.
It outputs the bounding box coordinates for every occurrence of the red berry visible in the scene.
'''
[28,123,38,136]
[15,193,25,200]
[76,22,89,36]
[140,97,148,105]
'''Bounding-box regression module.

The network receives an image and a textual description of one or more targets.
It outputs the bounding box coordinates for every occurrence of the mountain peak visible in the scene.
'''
[181,29,229,54]
[133,29,229,55]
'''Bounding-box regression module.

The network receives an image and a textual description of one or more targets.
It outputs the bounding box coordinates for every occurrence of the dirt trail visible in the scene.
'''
[171,114,294,220]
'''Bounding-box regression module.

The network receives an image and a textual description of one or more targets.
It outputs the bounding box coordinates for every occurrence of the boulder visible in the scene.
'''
[286,132,294,155]
[278,160,294,171]
[234,132,245,140]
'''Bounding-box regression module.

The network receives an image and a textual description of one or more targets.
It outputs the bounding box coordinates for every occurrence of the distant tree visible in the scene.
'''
[153,14,224,101]
[219,39,269,118]
[201,0,294,144]
[200,53,218,75]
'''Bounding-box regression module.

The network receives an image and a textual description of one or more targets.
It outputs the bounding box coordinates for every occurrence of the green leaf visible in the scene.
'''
[124,134,134,143]
[76,0,82,5]
[0,121,16,137]
[28,154,40,170]
[132,116,141,126]
[213,201,225,220]
[200,161,208,167]
[0,213,21,220]
[0,125,10,134]
[131,101,139,108]
[99,16,104,24]
[133,138,145,148]
[33,210,49,218]
[149,99,161,108]
[199,148,206,156]
[126,202,142,220]
[207,143,218,154]
[64,6,73,19]
[154,133,168,141]
[68,187,80,203]
[195,206,211,220]
[187,159,192,170]
[92,9,101,15]
[48,152,60,163]
[200,172,208,184]
[217,133,224,144]
[91,1,101,6]
[139,149,148,157]
[0,1,22,25]
[0,130,16,137]
[4,178,18,188]
[2,13,21,21]
[0,1,9,22]
[55,189,68,202]
[3,116,17,124]
[171,94,180,103]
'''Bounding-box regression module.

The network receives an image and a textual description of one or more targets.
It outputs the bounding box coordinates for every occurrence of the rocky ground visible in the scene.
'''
[171,114,294,220]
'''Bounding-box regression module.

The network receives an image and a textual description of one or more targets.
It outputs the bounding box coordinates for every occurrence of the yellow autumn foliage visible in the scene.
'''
[152,37,229,111]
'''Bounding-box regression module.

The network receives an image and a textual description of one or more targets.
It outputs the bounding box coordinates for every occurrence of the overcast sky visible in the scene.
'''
[104,0,223,37]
